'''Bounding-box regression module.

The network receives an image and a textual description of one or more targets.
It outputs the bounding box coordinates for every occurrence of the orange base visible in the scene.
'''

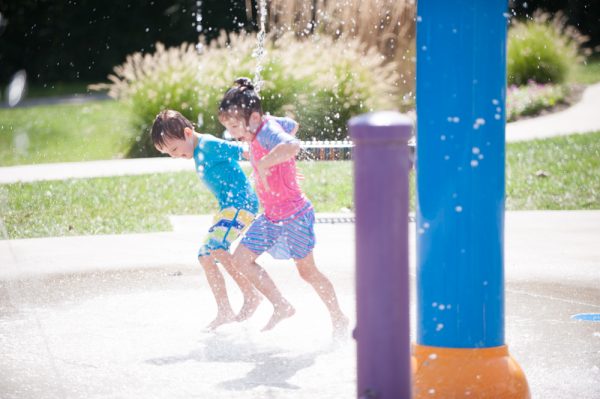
[412,344,530,398]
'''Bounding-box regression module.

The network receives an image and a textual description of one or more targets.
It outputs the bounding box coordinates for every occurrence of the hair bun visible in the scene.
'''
[234,77,254,90]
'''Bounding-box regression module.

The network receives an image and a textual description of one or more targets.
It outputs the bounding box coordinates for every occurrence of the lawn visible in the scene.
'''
[2,132,599,239]
[0,100,133,166]
[506,132,600,210]
[1,161,354,239]
[570,56,600,85]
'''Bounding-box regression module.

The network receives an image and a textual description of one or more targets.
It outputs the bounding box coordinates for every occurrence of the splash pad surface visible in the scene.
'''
[1,212,600,398]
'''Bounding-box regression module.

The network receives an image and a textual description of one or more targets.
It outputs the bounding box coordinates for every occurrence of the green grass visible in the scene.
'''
[506,132,600,210]
[0,161,355,239]
[2,132,599,239]
[570,56,600,84]
[0,100,133,166]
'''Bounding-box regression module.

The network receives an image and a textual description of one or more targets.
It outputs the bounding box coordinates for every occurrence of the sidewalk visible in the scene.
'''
[505,82,600,141]
[1,211,599,398]
[1,82,599,185]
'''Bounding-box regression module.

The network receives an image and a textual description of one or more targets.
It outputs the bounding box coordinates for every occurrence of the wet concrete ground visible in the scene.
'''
[1,212,600,398]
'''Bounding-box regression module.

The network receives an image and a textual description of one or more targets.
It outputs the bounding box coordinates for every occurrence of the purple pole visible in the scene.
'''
[350,111,413,399]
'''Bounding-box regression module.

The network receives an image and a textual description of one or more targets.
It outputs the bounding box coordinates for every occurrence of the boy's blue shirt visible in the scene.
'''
[193,134,259,213]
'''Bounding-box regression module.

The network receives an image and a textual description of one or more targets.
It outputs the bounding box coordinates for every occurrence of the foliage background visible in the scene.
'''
[1,0,599,87]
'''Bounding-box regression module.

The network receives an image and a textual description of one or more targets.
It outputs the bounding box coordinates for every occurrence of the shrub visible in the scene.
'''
[507,11,588,85]
[93,32,400,157]
[506,81,569,121]
[265,0,416,95]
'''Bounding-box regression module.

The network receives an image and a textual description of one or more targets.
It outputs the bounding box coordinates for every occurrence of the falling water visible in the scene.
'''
[252,0,267,93]
[195,0,203,34]
[195,0,204,127]
[195,0,204,54]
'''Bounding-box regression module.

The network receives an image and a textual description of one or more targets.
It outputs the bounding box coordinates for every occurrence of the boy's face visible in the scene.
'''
[156,128,195,159]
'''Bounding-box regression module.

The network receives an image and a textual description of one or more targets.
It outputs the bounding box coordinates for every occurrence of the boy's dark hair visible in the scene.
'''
[218,77,263,122]
[150,110,194,149]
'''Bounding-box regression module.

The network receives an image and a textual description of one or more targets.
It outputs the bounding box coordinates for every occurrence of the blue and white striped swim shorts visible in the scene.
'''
[241,203,316,260]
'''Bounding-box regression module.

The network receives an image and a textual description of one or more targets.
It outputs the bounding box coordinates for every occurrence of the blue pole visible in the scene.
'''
[413,0,529,397]
[416,0,506,349]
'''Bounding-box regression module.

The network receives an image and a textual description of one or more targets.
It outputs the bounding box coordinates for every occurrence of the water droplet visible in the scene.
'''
[455,205,463,213]
[471,160,479,167]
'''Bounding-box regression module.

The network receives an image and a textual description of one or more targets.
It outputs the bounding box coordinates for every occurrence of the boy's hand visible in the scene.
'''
[256,160,271,192]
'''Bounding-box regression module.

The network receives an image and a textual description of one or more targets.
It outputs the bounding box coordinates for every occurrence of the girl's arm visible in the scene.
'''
[256,141,300,189]
[257,141,300,169]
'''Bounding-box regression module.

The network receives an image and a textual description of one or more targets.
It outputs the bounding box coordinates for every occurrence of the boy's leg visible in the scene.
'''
[294,252,349,337]
[212,249,263,320]
[232,244,295,330]
[198,254,236,330]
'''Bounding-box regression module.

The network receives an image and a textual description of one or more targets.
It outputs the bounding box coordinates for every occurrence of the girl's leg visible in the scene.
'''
[198,254,236,330]
[212,249,263,319]
[232,244,295,330]
[294,252,349,337]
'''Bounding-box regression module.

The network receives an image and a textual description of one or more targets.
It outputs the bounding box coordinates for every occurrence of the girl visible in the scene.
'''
[218,78,349,336]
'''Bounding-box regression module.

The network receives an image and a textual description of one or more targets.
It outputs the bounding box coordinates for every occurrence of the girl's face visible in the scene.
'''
[220,112,262,142]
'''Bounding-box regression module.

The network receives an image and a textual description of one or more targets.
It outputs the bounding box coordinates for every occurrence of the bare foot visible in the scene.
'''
[261,304,296,332]
[235,294,264,322]
[205,311,236,331]
[333,315,350,340]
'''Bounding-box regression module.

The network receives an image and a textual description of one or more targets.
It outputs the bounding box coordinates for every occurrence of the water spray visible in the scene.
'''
[252,0,267,94]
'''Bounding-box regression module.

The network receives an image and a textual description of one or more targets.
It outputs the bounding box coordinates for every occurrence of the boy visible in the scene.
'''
[151,109,269,330]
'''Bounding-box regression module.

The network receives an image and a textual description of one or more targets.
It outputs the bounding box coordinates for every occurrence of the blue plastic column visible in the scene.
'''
[416,0,508,348]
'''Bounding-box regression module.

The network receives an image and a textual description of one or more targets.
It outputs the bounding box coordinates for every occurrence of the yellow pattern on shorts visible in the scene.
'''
[199,207,256,256]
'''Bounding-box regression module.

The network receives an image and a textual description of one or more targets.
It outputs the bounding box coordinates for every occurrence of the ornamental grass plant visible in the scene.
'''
[507,11,588,85]
[92,32,400,157]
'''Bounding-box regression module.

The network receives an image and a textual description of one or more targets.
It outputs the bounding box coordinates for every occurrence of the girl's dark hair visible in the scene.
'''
[218,77,263,122]
[150,109,194,149]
